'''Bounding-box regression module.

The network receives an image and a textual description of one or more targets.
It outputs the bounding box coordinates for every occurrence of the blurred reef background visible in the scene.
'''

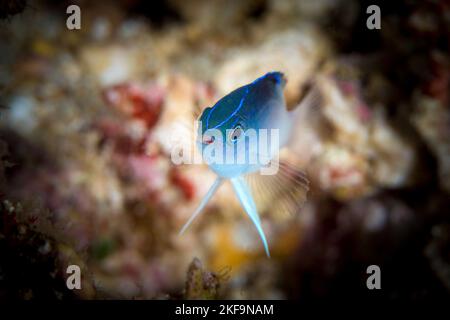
[0,0,449,300]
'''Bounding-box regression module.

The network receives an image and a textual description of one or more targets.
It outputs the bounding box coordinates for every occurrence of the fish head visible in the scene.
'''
[197,105,254,178]
[196,72,287,177]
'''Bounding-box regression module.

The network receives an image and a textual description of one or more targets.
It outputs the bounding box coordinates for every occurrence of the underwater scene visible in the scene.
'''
[0,0,449,302]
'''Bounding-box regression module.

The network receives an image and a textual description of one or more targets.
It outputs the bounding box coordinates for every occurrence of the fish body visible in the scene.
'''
[181,72,307,257]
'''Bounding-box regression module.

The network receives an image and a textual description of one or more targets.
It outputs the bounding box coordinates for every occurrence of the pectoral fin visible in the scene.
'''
[244,150,309,221]
[231,176,270,257]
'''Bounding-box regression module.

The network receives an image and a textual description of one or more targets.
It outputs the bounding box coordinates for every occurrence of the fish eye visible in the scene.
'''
[229,125,244,142]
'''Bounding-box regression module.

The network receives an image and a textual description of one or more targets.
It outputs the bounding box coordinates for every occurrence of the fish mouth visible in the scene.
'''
[200,135,214,145]
[197,133,217,147]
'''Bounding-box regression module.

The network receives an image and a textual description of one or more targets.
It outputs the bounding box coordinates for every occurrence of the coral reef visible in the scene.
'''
[0,0,448,300]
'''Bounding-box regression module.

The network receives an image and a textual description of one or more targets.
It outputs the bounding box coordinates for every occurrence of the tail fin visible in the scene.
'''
[179,177,224,235]
[231,176,270,257]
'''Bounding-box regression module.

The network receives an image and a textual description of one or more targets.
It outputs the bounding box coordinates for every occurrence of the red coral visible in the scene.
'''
[127,155,164,193]
[337,80,357,96]
[103,83,165,129]
[95,119,142,154]
[337,79,373,122]
[169,168,195,201]
[356,103,372,122]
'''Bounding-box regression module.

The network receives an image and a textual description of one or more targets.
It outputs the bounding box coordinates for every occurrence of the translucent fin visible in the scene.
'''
[289,76,323,118]
[179,177,225,235]
[230,176,270,257]
[244,151,310,222]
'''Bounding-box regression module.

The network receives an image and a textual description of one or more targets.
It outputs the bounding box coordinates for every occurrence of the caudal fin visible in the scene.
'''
[179,177,224,235]
[231,176,270,257]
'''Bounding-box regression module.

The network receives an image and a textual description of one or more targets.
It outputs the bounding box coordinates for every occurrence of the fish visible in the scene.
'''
[179,71,317,257]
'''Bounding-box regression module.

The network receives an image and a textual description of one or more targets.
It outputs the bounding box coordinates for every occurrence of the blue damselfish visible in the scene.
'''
[180,72,311,257]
